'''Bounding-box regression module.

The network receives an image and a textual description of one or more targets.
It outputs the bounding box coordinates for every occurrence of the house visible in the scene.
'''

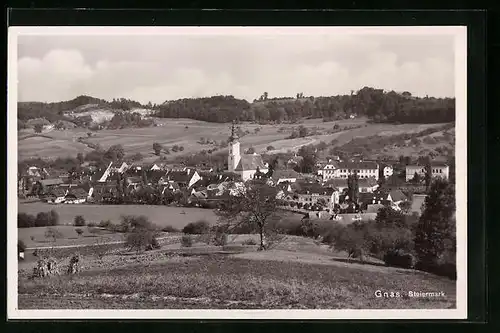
[337,161,379,180]
[358,192,387,208]
[324,178,349,192]
[92,162,114,183]
[358,177,379,193]
[39,178,64,193]
[320,161,379,181]
[64,188,88,204]
[405,163,449,182]
[386,189,407,205]
[46,188,67,204]
[269,169,300,185]
[165,169,201,188]
[146,170,168,185]
[294,183,340,209]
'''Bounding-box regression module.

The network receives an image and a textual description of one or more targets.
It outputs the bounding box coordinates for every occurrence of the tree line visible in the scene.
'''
[154,88,455,124]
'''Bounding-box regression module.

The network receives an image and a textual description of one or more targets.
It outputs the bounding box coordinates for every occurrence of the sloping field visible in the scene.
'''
[18,249,456,309]
[18,202,220,228]
[17,117,449,160]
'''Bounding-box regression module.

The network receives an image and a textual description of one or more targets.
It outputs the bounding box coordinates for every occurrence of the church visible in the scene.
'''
[227,122,268,182]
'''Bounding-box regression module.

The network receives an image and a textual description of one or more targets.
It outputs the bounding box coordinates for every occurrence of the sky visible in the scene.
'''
[16,28,457,104]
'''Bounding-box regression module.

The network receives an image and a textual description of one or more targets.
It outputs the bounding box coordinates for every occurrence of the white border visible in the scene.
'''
[7,26,468,320]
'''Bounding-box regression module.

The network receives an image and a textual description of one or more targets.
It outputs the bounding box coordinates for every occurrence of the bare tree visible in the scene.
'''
[215,181,282,251]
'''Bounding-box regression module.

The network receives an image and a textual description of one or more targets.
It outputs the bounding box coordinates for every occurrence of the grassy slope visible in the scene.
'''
[18,250,456,309]
[17,117,450,160]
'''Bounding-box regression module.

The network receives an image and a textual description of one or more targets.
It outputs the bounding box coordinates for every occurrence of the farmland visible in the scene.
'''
[18,235,457,309]
[18,202,220,227]
[17,117,450,161]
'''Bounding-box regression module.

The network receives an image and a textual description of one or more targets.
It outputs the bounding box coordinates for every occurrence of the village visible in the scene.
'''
[17,122,450,225]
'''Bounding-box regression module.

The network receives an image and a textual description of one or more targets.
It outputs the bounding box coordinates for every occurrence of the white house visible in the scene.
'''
[227,122,268,181]
[320,161,379,181]
[405,163,449,182]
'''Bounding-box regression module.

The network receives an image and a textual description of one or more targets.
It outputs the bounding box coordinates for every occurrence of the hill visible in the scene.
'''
[154,87,455,124]
[17,117,452,164]
[18,95,151,127]
[18,235,456,309]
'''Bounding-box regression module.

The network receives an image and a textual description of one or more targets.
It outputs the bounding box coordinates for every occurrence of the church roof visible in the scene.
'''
[234,154,266,172]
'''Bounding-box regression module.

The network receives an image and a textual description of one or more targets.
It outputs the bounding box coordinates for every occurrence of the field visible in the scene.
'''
[18,202,220,227]
[17,234,457,309]
[17,117,449,160]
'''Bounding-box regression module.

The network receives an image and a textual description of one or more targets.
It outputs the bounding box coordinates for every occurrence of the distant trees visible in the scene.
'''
[246,147,256,154]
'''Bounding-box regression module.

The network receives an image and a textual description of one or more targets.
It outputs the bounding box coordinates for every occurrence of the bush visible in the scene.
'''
[212,231,228,247]
[266,145,275,151]
[383,248,416,269]
[242,238,257,246]
[181,234,193,247]
[126,228,157,253]
[18,240,27,253]
[18,213,36,228]
[182,220,210,234]
[74,215,86,226]
[45,227,63,242]
[162,225,180,233]
[87,222,97,227]
[75,228,84,237]
[98,219,112,229]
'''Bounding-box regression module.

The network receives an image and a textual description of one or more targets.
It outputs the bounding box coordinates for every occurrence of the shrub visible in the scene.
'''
[242,238,257,246]
[266,145,275,151]
[98,219,112,229]
[74,215,86,226]
[181,234,193,247]
[162,225,180,233]
[18,213,36,228]
[383,248,416,269]
[75,228,84,237]
[87,222,96,227]
[45,227,63,242]
[126,228,157,253]
[212,231,228,247]
[182,220,210,234]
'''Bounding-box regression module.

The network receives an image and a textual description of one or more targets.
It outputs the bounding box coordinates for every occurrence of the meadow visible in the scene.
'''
[18,244,457,309]
[17,117,449,160]
[18,202,220,227]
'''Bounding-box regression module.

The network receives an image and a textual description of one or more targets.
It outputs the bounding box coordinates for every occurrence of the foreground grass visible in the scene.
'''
[19,255,456,309]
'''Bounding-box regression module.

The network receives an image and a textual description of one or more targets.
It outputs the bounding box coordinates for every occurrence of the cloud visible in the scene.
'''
[16,33,456,104]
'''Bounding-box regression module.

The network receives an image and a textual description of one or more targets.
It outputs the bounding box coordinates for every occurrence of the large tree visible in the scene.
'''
[414,179,456,266]
[347,172,359,203]
[215,181,281,250]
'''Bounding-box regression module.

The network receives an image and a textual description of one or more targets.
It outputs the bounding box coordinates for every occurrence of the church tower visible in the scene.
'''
[228,121,241,172]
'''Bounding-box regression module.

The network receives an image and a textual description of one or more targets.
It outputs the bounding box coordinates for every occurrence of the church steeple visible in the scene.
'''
[228,120,241,172]
[229,120,239,142]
